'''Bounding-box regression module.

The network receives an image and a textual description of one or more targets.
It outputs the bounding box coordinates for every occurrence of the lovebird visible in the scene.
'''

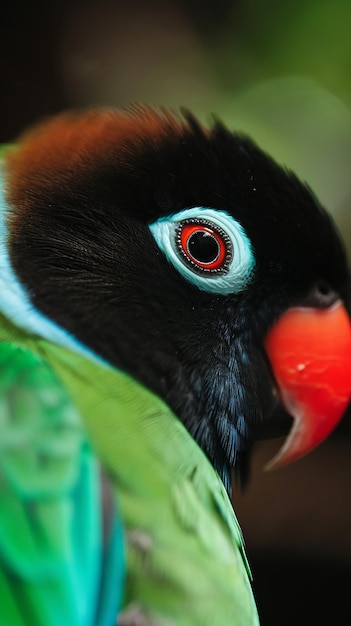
[0,106,351,626]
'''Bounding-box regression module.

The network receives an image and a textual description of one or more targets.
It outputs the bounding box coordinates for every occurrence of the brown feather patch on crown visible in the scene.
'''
[4,105,186,218]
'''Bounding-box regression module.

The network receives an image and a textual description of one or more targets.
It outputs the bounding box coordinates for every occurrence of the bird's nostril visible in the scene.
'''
[306,281,339,308]
[317,281,332,296]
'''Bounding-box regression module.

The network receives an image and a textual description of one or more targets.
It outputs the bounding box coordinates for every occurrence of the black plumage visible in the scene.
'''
[5,106,349,489]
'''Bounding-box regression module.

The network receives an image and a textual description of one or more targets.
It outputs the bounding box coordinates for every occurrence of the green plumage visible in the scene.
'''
[0,338,105,626]
[0,311,258,625]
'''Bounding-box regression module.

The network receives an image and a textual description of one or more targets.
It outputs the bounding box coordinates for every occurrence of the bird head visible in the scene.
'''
[3,106,351,491]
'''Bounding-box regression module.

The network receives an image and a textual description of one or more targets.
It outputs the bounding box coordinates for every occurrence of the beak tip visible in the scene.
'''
[264,301,351,470]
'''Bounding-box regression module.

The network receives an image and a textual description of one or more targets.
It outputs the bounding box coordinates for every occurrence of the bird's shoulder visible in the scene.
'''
[42,342,257,624]
[0,316,257,624]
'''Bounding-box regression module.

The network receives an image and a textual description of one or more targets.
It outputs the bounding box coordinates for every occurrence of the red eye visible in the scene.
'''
[178,222,230,271]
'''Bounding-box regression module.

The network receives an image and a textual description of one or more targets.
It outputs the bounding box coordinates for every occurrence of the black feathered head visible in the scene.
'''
[4,106,351,490]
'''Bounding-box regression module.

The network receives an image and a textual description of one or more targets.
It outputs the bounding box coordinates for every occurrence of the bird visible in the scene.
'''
[0,105,351,626]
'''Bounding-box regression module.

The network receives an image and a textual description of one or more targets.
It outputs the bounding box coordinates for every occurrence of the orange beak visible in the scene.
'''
[264,301,351,469]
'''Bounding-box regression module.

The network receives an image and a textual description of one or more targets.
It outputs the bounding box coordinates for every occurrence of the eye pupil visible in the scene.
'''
[187,231,219,264]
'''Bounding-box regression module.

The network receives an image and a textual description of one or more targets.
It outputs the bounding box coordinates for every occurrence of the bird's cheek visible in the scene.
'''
[264,301,351,469]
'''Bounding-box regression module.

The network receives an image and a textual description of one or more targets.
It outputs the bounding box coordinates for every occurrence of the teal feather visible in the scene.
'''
[0,341,124,626]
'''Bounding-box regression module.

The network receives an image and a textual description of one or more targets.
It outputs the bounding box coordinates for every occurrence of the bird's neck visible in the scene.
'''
[0,169,101,362]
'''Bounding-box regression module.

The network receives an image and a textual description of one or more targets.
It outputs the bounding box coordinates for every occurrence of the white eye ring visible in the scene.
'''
[149,207,255,295]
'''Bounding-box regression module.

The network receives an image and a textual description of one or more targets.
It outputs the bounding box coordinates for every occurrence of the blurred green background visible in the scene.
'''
[1,1,351,623]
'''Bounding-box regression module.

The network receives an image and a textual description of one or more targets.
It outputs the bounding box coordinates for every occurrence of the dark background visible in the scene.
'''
[1,1,351,623]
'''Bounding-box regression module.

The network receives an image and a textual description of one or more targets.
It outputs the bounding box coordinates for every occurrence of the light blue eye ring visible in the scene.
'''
[149,207,255,295]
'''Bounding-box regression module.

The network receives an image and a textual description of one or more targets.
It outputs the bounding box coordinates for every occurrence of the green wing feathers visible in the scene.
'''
[0,311,258,625]
[43,342,259,626]
[0,341,123,626]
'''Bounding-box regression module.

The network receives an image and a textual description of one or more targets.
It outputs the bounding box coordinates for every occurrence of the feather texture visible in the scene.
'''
[0,308,258,625]
[0,338,124,626]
